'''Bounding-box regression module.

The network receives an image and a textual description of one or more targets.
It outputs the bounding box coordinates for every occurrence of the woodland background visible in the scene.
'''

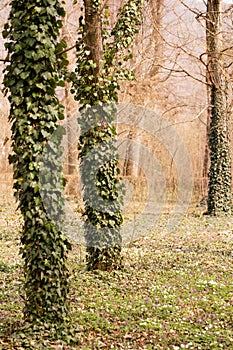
[0,0,232,207]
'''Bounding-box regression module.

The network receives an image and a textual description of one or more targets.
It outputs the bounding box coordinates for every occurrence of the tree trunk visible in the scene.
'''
[62,4,78,175]
[206,0,232,215]
[123,130,140,177]
[84,0,103,80]
[202,65,211,188]
[148,0,164,77]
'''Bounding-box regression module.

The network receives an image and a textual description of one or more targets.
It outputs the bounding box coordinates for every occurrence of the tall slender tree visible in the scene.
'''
[206,0,232,215]
[3,0,71,330]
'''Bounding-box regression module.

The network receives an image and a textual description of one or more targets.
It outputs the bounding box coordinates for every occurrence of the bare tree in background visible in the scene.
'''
[121,0,165,177]
[61,1,80,176]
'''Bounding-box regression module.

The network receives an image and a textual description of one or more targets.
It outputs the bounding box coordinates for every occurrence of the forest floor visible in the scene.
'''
[0,195,233,349]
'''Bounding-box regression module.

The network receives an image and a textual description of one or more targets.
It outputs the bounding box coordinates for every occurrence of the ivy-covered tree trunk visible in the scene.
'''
[76,1,122,272]
[72,0,143,271]
[206,0,232,215]
[3,0,71,329]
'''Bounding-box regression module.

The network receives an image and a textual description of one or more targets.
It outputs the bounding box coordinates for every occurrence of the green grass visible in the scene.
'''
[0,203,233,349]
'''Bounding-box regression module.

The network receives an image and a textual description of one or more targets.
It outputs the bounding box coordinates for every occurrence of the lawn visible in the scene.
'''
[0,199,233,349]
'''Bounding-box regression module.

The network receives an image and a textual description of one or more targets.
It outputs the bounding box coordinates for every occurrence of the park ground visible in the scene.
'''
[0,196,233,349]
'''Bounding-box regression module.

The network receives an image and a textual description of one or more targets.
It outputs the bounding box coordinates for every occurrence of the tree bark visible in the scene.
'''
[84,0,103,81]
[148,0,164,77]
[62,6,77,175]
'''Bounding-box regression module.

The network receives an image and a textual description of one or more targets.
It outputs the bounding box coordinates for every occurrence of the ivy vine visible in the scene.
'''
[3,0,71,333]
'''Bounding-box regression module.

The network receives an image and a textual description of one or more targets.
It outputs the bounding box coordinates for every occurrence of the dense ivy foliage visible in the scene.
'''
[3,0,71,331]
[207,85,232,215]
[71,0,143,270]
